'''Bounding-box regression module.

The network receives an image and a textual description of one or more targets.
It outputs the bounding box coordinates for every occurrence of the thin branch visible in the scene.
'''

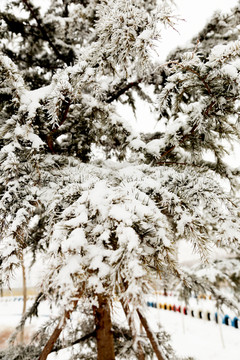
[106,80,142,103]
[179,66,212,95]
[158,123,198,160]
[204,100,216,117]
[21,0,71,65]
[51,330,96,353]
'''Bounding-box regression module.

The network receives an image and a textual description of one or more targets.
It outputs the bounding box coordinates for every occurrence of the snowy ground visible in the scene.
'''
[146,306,240,360]
[0,296,239,359]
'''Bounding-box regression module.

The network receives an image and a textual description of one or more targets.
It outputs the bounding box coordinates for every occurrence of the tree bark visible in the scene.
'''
[137,309,165,360]
[94,295,115,360]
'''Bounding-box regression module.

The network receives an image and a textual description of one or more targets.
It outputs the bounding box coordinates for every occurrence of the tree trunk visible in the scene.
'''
[94,294,115,360]
[20,254,27,344]
[137,309,165,360]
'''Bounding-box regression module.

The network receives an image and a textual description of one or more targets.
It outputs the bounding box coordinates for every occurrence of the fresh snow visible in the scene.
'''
[221,64,238,79]
[14,124,45,149]
[138,29,153,41]
[20,84,54,118]
[146,306,240,360]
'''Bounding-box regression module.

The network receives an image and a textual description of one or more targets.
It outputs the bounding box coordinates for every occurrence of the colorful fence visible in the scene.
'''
[0,295,35,302]
[147,301,240,329]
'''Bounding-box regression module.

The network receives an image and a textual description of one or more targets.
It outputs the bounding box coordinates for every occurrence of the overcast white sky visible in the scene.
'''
[158,0,239,59]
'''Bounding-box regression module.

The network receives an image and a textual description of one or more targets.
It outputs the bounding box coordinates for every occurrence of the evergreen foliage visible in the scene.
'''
[0,0,240,359]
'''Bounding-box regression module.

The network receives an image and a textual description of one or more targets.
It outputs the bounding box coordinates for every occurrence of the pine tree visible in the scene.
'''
[0,1,240,359]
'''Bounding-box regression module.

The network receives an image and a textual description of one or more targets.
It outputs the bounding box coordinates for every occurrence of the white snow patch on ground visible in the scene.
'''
[145,307,240,360]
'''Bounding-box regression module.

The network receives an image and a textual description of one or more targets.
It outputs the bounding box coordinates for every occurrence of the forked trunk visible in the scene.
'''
[94,294,115,360]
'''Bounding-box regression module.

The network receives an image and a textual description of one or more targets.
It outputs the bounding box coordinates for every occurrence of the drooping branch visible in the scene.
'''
[105,63,170,104]
[156,65,217,162]
[71,330,96,346]
[9,292,45,346]
[46,78,142,153]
